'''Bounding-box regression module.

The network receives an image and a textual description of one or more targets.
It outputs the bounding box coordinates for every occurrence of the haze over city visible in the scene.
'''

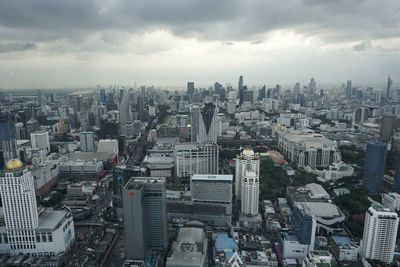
[0,0,399,89]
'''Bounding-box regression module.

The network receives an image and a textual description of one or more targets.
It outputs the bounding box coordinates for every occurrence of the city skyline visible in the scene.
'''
[0,0,399,88]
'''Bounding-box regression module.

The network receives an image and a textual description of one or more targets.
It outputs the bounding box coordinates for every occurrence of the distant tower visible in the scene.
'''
[363,141,387,194]
[360,204,399,264]
[345,80,352,98]
[187,82,195,95]
[0,113,18,168]
[293,82,300,95]
[238,75,244,105]
[386,76,393,99]
[30,131,51,155]
[308,78,316,96]
[235,147,260,200]
[198,103,218,143]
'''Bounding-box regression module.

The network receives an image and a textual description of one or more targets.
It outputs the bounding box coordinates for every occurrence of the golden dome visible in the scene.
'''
[5,159,24,171]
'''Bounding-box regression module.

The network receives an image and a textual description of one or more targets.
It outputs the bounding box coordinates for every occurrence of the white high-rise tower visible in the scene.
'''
[360,204,399,264]
[235,147,260,200]
[0,159,38,252]
[240,171,259,215]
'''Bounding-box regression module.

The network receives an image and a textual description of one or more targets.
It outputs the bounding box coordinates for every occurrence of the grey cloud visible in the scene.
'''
[0,0,399,51]
[353,40,372,51]
[0,42,37,53]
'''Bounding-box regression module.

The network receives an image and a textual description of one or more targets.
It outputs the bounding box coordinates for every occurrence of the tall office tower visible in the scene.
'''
[175,142,219,178]
[187,82,195,95]
[363,141,387,194]
[30,131,51,155]
[386,76,393,99]
[243,90,254,103]
[258,85,266,100]
[308,78,316,96]
[198,103,218,143]
[0,159,39,252]
[140,86,146,97]
[293,82,300,95]
[137,96,145,122]
[345,80,352,98]
[15,122,27,140]
[119,91,133,125]
[80,131,95,152]
[380,113,395,142]
[235,147,260,200]
[238,75,244,104]
[360,204,399,264]
[191,174,233,214]
[100,89,107,104]
[123,177,168,260]
[240,171,259,215]
[190,105,200,142]
[0,113,17,167]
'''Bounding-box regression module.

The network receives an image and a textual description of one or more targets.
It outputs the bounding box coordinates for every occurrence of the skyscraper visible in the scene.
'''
[293,82,300,95]
[345,80,352,98]
[240,171,259,216]
[363,141,387,194]
[360,204,399,264]
[119,91,133,125]
[190,105,200,142]
[235,147,260,200]
[309,78,316,96]
[198,103,218,143]
[0,113,17,167]
[380,113,395,142]
[238,75,244,105]
[123,177,168,260]
[386,76,393,99]
[187,82,195,95]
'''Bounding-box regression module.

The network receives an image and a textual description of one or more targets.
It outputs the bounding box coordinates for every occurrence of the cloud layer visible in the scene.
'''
[0,0,399,88]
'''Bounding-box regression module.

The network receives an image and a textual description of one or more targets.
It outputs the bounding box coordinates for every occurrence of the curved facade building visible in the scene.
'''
[119,92,133,124]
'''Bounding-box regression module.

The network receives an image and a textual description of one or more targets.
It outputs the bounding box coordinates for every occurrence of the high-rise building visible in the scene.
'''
[293,82,300,95]
[309,78,316,96]
[238,75,244,105]
[363,141,387,194]
[187,82,195,95]
[380,113,395,142]
[240,171,259,216]
[190,105,200,142]
[137,96,145,122]
[345,80,352,98]
[30,131,51,155]
[360,204,399,264]
[175,142,219,178]
[386,76,393,99]
[80,131,95,152]
[123,177,167,260]
[198,103,218,143]
[243,90,254,103]
[119,91,132,125]
[235,147,260,199]
[0,159,75,255]
[0,114,17,167]
[191,174,233,215]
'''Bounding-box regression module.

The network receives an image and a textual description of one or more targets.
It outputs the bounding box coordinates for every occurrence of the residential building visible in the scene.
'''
[360,204,399,264]
[235,147,260,200]
[241,171,259,216]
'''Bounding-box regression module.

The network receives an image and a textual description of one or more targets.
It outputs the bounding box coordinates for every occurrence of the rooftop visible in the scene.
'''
[191,174,233,182]
[38,209,69,230]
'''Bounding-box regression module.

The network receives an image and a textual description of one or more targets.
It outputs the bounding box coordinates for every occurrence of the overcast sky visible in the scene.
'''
[0,0,399,89]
